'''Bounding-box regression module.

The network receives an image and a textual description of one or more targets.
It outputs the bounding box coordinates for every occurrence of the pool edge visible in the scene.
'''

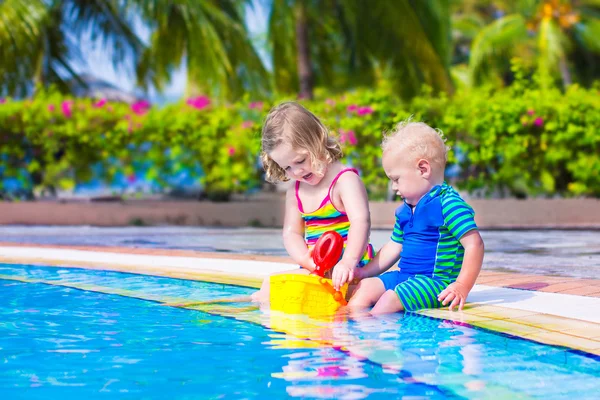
[1,245,599,357]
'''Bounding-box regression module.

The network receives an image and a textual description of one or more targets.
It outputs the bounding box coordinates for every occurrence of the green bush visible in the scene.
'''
[1,69,599,200]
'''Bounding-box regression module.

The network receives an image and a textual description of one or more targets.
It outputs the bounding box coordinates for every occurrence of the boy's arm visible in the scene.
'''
[355,240,403,280]
[331,173,371,289]
[438,230,485,311]
[282,186,316,271]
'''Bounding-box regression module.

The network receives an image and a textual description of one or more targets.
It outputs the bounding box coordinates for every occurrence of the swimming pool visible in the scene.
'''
[1,263,599,399]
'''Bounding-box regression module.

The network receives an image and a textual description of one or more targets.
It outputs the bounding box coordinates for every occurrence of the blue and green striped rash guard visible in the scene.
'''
[391,182,478,283]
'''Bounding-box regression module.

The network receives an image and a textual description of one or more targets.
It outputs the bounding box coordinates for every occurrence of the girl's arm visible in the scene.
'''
[355,240,403,280]
[331,173,371,289]
[282,186,316,271]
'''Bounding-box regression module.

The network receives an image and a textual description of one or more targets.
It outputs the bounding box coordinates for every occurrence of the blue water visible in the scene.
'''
[1,264,599,399]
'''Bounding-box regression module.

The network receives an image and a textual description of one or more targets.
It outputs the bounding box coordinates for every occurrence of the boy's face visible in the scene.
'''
[382,149,433,205]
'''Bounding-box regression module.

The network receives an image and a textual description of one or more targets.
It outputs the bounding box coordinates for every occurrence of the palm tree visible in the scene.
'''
[134,0,269,100]
[2,0,455,101]
[0,0,142,97]
[0,0,267,100]
[267,0,454,100]
[468,0,600,88]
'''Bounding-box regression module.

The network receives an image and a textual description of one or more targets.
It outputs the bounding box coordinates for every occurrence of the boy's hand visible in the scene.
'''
[437,281,470,311]
[331,262,355,290]
[351,267,365,284]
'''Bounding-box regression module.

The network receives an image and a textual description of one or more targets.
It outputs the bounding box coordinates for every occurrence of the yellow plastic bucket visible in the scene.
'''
[269,273,348,317]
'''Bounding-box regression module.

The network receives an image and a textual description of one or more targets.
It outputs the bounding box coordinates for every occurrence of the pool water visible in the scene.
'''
[1,264,599,399]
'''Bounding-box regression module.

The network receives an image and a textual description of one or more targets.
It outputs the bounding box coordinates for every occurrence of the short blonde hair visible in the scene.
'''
[382,120,448,170]
[261,102,342,183]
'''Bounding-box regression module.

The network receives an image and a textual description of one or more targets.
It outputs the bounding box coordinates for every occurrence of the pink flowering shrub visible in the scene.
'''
[1,73,599,199]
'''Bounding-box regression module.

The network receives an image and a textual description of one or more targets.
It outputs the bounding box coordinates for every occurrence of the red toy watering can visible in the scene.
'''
[312,231,344,277]
[311,231,347,306]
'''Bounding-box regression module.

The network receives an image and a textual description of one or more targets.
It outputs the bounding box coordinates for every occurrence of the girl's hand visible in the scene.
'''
[300,249,315,272]
[437,281,469,311]
[331,262,355,290]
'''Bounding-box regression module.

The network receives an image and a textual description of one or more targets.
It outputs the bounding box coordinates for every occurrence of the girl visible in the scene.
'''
[251,102,374,302]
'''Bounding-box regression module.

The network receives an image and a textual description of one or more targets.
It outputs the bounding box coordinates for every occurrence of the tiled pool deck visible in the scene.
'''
[1,243,599,356]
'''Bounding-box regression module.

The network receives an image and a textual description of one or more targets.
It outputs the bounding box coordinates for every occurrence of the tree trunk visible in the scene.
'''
[559,56,572,88]
[294,1,313,99]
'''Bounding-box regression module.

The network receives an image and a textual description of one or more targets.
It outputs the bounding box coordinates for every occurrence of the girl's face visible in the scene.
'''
[269,142,323,185]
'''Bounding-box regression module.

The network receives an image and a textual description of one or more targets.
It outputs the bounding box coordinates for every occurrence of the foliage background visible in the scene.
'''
[2,61,599,200]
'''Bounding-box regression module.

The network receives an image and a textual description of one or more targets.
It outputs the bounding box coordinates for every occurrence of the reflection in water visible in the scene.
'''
[259,309,486,398]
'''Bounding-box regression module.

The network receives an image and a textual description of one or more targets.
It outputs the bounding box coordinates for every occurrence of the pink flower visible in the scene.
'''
[347,130,358,145]
[228,146,236,156]
[527,109,535,116]
[340,129,358,146]
[357,106,374,116]
[534,117,544,127]
[61,101,73,118]
[186,96,210,110]
[248,101,263,110]
[241,121,254,129]
[94,98,107,108]
[347,104,358,112]
[48,105,55,112]
[131,100,151,115]
[127,174,136,183]
[325,98,336,107]
[0,98,6,104]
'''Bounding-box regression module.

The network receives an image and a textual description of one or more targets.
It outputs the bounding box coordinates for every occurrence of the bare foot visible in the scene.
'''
[250,290,264,303]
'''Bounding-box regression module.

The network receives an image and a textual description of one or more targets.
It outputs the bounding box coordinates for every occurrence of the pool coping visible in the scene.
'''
[1,243,599,356]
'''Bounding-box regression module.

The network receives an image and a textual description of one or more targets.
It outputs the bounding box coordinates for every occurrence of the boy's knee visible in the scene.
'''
[371,290,404,314]
[348,277,384,306]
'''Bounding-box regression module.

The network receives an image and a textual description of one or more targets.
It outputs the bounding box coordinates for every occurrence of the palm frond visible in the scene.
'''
[62,0,143,70]
[268,0,297,94]
[343,0,453,98]
[573,19,600,53]
[468,14,527,85]
[452,14,486,40]
[537,17,569,87]
[0,0,49,96]
[135,0,269,99]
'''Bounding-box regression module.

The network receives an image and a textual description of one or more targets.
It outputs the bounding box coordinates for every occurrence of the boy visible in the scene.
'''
[348,121,485,314]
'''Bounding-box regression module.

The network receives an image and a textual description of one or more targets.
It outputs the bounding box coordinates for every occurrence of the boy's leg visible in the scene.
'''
[371,275,448,314]
[371,290,405,314]
[250,268,310,302]
[347,277,386,308]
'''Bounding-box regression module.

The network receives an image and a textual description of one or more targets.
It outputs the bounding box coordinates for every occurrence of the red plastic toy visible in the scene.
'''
[312,231,344,277]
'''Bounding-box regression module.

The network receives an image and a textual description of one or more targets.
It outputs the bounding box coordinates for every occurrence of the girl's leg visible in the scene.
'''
[250,268,310,302]
[347,277,387,308]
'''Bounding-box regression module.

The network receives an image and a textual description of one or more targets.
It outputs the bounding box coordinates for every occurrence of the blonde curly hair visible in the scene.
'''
[382,119,449,172]
[261,102,342,183]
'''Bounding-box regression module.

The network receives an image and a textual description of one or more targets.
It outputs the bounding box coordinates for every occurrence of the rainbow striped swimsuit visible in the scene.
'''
[295,168,374,268]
